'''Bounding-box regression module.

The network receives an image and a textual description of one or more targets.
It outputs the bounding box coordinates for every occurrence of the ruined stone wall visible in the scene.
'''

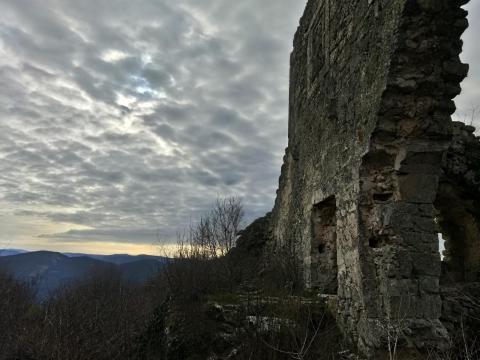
[356,1,469,353]
[270,0,470,356]
[272,0,410,290]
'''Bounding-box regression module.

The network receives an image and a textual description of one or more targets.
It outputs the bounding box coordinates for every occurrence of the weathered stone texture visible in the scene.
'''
[439,122,480,283]
[269,0,474,356]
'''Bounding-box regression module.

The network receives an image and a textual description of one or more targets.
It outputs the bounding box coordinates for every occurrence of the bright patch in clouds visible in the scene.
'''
[102,49,130,63]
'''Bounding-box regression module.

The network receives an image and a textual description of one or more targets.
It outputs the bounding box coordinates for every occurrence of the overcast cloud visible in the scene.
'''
[0,0,478,254]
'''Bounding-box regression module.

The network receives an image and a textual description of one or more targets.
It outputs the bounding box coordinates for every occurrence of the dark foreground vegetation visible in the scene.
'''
[0,267,155,359]
[1,197,479,360]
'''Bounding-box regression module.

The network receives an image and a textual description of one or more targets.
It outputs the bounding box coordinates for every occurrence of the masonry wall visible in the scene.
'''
[439,122,480,283]
[270,0,470,356]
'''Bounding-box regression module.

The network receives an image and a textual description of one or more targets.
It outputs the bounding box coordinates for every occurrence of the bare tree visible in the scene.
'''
[211,197,244,256]
[158,197,244,300]
[177,196,244,260]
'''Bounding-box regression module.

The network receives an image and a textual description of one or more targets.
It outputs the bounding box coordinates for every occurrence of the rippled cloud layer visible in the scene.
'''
[0,0,477,254]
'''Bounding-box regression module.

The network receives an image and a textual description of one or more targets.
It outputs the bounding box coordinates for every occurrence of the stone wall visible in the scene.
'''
[439,122,480,283]
[269,0,471,356]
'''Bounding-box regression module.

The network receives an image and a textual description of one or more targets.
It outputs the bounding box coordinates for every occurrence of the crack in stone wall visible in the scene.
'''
[268,0,472,356]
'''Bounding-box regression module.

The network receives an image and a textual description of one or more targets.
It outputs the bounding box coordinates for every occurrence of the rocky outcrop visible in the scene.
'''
[233,213,272,258]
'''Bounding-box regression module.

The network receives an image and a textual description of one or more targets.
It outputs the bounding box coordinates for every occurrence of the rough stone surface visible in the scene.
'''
[268,0,476,356]
[439,123,480,284]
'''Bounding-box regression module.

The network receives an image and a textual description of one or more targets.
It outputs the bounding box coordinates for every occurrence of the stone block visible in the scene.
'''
[398,174,439,203]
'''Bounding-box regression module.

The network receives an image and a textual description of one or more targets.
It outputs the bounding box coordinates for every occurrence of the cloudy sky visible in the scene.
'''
[0,1,478,255]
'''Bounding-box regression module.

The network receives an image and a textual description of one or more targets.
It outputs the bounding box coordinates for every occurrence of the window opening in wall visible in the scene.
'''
[438,232,445,260]
[435,213,466,283]
[311,196,337,294]
[435,187,480,284]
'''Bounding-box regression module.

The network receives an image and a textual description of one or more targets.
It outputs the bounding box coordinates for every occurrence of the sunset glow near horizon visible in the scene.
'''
[0,1,479,255]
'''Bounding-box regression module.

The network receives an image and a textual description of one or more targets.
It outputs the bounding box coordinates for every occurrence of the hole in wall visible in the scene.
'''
[318,244,325,254]
[369,237,380,248]
[438,232,445,260]
[369,235,389,248]
[373,192,393,202]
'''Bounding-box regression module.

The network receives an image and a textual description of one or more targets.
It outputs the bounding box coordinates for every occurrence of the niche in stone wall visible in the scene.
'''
[435,182,480,284]
[311,196,337,294]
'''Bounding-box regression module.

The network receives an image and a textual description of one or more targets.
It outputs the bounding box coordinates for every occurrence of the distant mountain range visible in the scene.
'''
[0,248,29,257]
[0,250,169,300]
[63,252,168,265]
